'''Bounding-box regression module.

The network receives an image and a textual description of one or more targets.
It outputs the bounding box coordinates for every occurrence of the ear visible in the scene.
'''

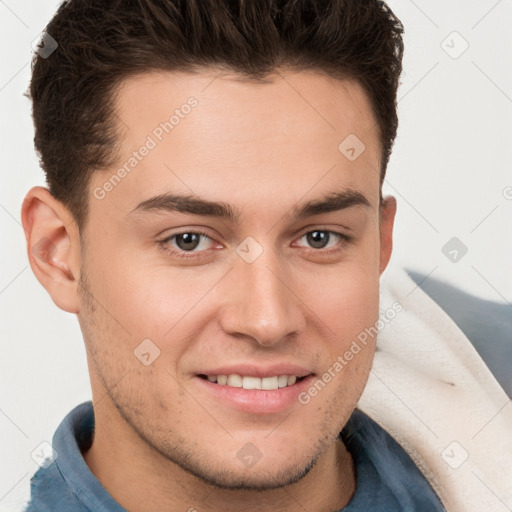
[21,186,82,313]
[378,194,397,275]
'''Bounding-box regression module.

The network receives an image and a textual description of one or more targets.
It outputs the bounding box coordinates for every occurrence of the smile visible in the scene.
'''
[195,373,316,414]
[198,374,306,390]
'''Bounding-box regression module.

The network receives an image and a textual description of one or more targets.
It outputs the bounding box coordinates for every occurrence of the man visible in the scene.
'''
[20,1,509,511]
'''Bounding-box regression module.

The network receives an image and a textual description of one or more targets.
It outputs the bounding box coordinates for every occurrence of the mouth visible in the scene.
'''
[197,373,309,390]
[194,372,316,414]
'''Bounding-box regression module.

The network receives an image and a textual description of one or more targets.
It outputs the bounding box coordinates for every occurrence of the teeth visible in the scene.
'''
[205,374,303,390]
[243,376,261,389]
[261,376,278,390]
[227,374,242,387]
[278,375,289,388]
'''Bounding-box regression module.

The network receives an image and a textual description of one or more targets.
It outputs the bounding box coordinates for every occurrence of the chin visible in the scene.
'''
[182,454,318,491]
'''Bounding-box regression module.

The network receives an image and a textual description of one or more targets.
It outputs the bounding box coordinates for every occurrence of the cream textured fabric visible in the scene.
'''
[358,263,512,512]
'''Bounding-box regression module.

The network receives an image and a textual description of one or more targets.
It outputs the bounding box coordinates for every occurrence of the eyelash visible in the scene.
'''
[157,228,352,260]
[157,229,218,260]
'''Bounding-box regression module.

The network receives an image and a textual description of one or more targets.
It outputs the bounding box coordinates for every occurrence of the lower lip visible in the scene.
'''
[194,375,316,414]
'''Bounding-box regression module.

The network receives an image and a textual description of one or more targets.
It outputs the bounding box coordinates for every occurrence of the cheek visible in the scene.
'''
[307,260,380,389]
[82,248,231,382]
[85,239,202,334]
[307,254,381,332]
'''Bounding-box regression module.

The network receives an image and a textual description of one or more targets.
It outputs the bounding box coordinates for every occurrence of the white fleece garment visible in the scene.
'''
[357,263,512,512]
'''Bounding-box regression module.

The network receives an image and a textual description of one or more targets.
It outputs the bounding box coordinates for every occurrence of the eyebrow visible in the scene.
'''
[128,188,371,222]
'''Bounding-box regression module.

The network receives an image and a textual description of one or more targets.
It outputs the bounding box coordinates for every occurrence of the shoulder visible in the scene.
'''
[407,268,512,398]
[340,409,446,511]
[24,462,88,512]
[24,401,125,512]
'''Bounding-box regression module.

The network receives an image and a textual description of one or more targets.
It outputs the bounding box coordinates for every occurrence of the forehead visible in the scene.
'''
[113,68,378,154]
[90,68,381,220]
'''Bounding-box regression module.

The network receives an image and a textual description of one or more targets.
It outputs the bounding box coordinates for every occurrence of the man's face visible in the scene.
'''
[78,69,394,488]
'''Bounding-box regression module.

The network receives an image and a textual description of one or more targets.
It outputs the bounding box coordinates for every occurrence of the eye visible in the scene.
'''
[173,232,208,251]
[295,230,350,251]
[157,228,351,261]
[158,230,217,259]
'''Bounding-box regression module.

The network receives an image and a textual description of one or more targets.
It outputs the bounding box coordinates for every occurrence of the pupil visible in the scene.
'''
[307,231,328,249]
[176,233,200,251]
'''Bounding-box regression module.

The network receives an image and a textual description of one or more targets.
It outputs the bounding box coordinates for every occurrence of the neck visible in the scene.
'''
[84,400,356,512]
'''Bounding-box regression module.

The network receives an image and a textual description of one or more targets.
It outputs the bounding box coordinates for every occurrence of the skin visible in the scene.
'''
[22,68,396,512]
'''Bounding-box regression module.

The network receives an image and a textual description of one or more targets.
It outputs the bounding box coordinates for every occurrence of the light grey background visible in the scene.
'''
[1,1,511,510]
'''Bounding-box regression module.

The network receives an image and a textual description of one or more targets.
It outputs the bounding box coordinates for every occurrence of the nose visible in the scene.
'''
[218,246,306,347]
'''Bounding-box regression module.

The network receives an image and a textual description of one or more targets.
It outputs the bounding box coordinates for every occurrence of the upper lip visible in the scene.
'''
[197,364,314,378]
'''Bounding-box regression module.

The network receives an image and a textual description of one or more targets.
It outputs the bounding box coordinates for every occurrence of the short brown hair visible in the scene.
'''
[29,0,404,228]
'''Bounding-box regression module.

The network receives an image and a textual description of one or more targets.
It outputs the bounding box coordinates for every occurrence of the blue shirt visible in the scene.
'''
[24,401,445,511]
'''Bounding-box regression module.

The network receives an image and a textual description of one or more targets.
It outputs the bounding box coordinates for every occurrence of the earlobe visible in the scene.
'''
[379,195,397,275]
[21,186,82,314]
